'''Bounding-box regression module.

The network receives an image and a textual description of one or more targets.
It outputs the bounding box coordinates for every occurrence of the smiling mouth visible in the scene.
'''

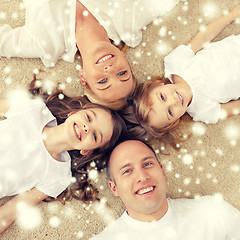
[96,54,114,64]
[73,123,81,141]
[136,186,155,195]
[176,91,184,105]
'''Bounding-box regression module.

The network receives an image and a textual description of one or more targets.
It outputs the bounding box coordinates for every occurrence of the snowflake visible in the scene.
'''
[202,2,218,18]
[159,26,167,37]
[77,231,84,239]
[192,122,206,136]
[88,169,99,181]
[183,178,191,185]
[182,154,193,165]
[16,202,42,230]
[230,164,240,173]
[49,216,61,228]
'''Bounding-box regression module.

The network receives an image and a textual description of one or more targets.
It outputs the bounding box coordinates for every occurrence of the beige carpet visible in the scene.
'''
[1,0,240,239]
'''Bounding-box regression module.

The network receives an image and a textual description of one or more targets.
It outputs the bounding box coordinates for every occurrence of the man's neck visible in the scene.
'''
[126,198,169,222]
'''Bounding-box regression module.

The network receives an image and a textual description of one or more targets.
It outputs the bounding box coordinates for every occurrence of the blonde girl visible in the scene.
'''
[125,4,240,140]
[0,88,126,233]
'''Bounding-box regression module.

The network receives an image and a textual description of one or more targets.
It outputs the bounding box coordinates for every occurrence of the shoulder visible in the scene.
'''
[165,45,194,62]
[5,97,47,115]
[170,196,239,219]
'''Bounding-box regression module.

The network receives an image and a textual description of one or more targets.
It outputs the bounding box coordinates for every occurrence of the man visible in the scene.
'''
[90,140,240,240]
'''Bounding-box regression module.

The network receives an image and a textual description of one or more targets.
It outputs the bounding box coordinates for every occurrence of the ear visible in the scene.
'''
[67,110,78,118]
[157,82,164,86]
[80,149,93,155]
[108,180,119,197]
[159,161,165,176]
[78,69,87,86]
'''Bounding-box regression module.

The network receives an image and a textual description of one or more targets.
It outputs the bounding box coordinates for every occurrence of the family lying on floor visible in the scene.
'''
[0,0,240,238]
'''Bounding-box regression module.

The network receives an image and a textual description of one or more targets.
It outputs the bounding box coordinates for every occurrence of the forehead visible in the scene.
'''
[110,141,157,169]
[148,91,169,128]
[92,107,113,126]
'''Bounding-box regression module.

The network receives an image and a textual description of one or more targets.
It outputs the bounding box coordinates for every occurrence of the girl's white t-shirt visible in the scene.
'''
[0,99,72,198]
[0,0,179,67]
[164,35,240,123]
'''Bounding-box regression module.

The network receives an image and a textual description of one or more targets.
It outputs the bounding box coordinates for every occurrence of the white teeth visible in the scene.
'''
[74,124,81,139]
[97,54,113,63]
[177,92,183,105]
[137,186,154,195]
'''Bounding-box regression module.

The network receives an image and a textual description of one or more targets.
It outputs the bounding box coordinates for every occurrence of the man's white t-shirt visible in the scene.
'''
[0,99,72,198]
[90,196,240,240]
[0,0,179,67]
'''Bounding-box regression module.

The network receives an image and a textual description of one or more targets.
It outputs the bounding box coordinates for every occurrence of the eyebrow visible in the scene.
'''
[120,76,131,82]
[90,109,103,143]
[97,84,111,91]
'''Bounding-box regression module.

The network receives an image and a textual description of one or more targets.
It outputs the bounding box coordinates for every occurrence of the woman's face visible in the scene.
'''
[64,107,113,155]
[79,42,135,102]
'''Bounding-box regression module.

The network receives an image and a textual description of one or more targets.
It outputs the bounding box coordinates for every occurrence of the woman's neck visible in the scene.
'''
[75,1,110,57]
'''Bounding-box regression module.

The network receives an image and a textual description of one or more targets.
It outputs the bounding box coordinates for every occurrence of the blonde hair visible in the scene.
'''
[120,76,181,145]
[83,41,138,110]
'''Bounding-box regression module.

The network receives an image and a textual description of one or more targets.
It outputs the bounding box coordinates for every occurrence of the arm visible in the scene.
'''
[0,188,47,233]
[188,4,240,53]
[220,99,240,119]
[0,25,41,58]
[0,99,10,116]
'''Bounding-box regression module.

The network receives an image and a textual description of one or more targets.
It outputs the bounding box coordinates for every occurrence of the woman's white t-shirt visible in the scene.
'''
[0,99,72,198]
[0,0,179,67]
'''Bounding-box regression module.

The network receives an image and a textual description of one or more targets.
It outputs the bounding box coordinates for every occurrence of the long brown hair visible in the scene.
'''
[29,77,127,203]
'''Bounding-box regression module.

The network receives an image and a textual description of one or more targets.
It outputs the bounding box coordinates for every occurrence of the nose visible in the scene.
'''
[136,168,149,183]
[83,123,89,133]
[104,64,113,73]
[168,93,178,107]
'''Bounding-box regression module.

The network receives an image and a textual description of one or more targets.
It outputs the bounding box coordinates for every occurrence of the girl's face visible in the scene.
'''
[148,83,190,128]
[64,108,113,154]
[80,42,134,102]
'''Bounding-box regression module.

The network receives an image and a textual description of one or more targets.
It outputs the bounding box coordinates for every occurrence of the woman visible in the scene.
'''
[0,0,179,109]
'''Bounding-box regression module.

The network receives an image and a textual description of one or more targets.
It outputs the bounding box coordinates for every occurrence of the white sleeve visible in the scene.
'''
[124,0,180,47]
[135,0,180,29]
[187,99,221,124]
[164,45,195,81]
[0,24,43,58]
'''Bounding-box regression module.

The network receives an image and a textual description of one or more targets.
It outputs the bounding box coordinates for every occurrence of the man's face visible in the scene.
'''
[108,140,168,221]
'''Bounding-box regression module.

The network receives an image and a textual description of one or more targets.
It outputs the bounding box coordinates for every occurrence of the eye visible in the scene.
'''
[93,132,97,142]
[123,169,131,175]
[118,70,127,76]
[168,109,173,116]
[98,78,107,84]
[160,94,165,101]
[86,114,91,122]
[144,162,153,167]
